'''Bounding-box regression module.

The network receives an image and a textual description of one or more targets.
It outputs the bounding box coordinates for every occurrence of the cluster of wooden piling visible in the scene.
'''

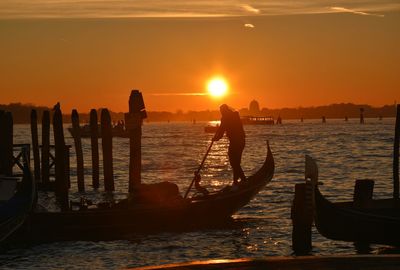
[27,90,147,210]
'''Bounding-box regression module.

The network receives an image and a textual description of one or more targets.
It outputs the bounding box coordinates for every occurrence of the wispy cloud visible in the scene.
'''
[330,6,385,17]
[240,4,260,14]
[0,1,399,19]
[149,93,206,96]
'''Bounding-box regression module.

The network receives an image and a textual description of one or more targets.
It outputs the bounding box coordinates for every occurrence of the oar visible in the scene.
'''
[184,140,214,198]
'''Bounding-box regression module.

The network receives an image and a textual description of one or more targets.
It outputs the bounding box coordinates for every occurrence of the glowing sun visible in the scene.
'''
[207,77,228,97]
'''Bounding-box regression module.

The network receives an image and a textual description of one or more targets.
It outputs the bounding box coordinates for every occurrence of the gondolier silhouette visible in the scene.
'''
[213,104,246,185]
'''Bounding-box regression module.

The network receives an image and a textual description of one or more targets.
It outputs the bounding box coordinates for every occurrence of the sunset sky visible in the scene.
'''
[0,1,399,112]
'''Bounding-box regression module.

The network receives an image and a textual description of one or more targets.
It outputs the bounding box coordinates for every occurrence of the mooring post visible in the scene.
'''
[41,110,50,185]
[101,108,114,191]
[0,110,4,174]
[53,107,69,211]
[360,108,365,124]
[71,109,85,192]
[0,111,13,176]
[30,109,41,181]
[125,90,147,193]
[4,112,13,176]
[394,104,400,200]
[291,182,313,255]
[353,179,374,208]
[90,109,100,189]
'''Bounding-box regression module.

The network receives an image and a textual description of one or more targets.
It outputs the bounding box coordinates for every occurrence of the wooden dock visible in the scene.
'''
[131,255,400,270]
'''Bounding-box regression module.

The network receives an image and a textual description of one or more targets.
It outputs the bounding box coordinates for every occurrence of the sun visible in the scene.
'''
[207,77,228,98]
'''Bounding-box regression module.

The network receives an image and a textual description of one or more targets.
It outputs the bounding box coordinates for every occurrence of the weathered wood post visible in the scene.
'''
[353,179,374,208]
[90,109,100,189]
[4,112,13,176]
[394,104,400,200]
[53,107,69,211]
[101,108,114,191]
[71,109,85,192]
[41,110,50,185]
[0,111,13,176]
[125,90,147,193]
[291,182,313,255]
[31,109,41,181]
[360,108,365,124]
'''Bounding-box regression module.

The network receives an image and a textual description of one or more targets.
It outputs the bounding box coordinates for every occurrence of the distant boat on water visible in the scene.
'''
[241,116,274,125]
[68,124,129,138]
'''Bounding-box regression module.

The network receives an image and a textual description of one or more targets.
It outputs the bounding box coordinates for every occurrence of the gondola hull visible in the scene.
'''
[305,155,400,246]
[314,193,400,246]
[0,162,36,243]
[26,144,274,242]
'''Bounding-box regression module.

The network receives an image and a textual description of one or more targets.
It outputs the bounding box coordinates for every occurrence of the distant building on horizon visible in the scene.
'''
[249,100,260,115]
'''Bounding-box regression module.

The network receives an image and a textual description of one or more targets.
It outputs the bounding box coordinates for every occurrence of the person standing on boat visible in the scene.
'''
[213,104,246,185]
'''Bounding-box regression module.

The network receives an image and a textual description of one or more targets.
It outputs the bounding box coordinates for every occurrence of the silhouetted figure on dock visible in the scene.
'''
[213,104,246,185]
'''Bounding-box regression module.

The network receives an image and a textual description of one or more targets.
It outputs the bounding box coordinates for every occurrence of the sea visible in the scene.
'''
[0,118,397,269]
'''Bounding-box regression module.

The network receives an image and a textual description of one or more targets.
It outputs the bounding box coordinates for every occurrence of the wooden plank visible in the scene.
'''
[90,109,100,189]
[4,112,13,176]
[71,109,85,192]
[101,108,114,191]
[130,255,400,270]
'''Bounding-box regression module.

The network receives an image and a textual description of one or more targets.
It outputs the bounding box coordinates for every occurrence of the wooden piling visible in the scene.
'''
[101,108,114,191]
[71,109,85,192]
[0,110,5,174]
[353,179,374,208]
[53,107,69,211]
[41,110,50,185]
[0,111,13,175]
[30,109,41,181]
[394,104,400,199]
[90,109,100,189]
[291,182,313,255]
[125,90,147,192]
[360,108,365,124]
[4,112,13,176]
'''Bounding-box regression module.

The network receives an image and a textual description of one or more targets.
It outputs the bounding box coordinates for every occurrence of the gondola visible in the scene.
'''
[0,148,36,243]
[305,155,400,246]
[26,143,274,242]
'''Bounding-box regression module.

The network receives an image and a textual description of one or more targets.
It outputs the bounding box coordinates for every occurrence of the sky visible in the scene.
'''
[0,1,399,112]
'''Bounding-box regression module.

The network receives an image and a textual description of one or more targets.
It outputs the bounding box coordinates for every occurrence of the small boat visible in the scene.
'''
[68,125,130,138]
[26,143,274,242]
[0,150,36,243]
[241,116,274,125]
[305,155,400,246]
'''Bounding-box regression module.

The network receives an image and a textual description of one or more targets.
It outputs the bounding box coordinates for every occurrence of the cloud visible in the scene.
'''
[149,93,206,96]
[244,23,255,28]
[240,4,260,14]
[0,1,398,19]
[330,6,385,17]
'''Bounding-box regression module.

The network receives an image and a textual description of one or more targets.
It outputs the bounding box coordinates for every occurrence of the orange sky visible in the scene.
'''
[1,10,399,112]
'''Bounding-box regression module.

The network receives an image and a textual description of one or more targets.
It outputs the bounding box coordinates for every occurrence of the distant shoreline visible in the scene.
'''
[1,102,397,124]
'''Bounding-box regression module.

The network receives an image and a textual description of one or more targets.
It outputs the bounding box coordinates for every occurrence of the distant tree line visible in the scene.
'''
[0,102,397,124]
